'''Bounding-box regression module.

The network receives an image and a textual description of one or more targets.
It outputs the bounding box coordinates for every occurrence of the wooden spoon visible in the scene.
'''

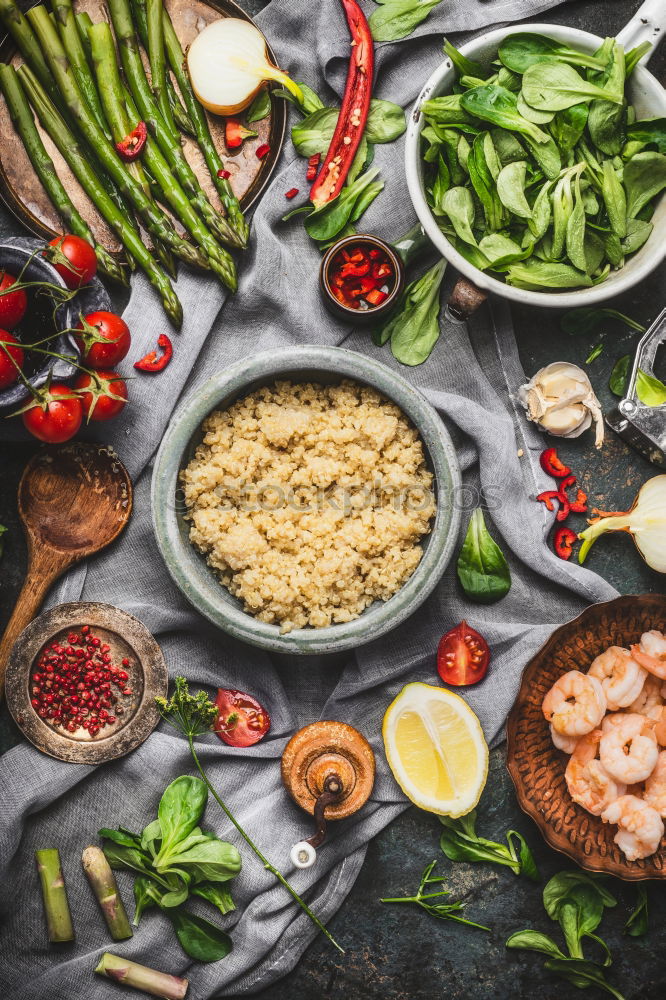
[0,443,132,698]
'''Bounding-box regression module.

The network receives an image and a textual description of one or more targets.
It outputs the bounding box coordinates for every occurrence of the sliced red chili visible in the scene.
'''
[306,152,321,181]
[133,334,173,373]
[217,168,231,180]
[570,488,588,514]
[559,474,577,492]
[285,187,299,199]
[115,121,147,162]
[366,288,387,306]
[256,143,271,159]
[554,526,578,560]
[540,447,571,479]
[225,119,257,149]
[536,490,562,513]
[310,0,374,207]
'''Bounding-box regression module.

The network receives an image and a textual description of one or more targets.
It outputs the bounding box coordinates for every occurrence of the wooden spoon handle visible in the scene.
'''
[0,549,72,699]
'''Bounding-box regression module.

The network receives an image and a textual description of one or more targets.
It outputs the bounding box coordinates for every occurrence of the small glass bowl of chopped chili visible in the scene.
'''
[320,234,404,325]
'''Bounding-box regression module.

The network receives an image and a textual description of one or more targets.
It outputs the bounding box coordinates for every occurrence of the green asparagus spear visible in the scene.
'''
[107,0,242,249]
[27,5,208,273]
[0,63,126,284]
[18,63,182,327]
[51,0,109,137]
[129,0,194,136]
[35,849,74,943]
[89,22,237,291]
[145,0,177,143]
[159,1,249,246]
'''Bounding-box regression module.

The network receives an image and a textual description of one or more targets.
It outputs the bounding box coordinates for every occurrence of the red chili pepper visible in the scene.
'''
[306,153,321,181]
[540,447,571,479]
[285,187,299,199]
[133,334,173,373]
[554,526,578,560]
[559,474,577,492]
[225,119,257,149]
[256,143,271,159]
[536,490,571,521]
[115,121,147,162]
[217,168,231,180]
[569,488,588,513]
[366,288,387,306]
[310,0,374,207]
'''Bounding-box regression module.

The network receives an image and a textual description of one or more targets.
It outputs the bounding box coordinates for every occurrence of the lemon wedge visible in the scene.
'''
[382,682,488,817]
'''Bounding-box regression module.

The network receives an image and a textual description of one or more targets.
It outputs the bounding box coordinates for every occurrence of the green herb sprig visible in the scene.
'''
[439,809,538,880]
[381,860,490,930]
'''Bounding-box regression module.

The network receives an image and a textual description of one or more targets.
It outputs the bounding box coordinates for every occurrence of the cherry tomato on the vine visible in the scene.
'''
[74,370,128,422]
[0,330,24,389]
[22,385,83,443]
[75,311,131,370]
[47,234,97,289]
[214,688,270,747]
[437,621,490,687]
[0,272,27,329]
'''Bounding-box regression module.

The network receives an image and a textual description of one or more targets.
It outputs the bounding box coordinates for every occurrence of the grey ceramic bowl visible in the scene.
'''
[152,347,461,655]
[0,236,111,411]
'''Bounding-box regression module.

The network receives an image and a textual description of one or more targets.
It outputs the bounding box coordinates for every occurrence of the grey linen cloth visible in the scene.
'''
[0,0,619,996]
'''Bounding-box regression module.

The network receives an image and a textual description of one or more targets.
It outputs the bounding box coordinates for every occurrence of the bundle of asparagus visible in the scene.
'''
[0,0,249,328]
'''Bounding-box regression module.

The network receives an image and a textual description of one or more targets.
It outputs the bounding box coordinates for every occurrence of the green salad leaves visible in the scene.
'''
[421,33,664,291]
[457,508,511,604]
[439,810,538,880]
[100,776,241,962]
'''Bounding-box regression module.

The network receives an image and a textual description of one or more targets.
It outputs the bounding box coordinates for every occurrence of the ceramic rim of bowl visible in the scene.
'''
[152,346,462,654]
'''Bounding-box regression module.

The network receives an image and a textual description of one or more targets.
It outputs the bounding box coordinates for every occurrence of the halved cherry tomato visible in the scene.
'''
[0,272,27,329]
[21,384,83,443]
[75,311,131,369]
[214,688,270,747]
[0,330,24,388]
[437,621,490,687]
[47,234,97,289]
[74,370,128,422]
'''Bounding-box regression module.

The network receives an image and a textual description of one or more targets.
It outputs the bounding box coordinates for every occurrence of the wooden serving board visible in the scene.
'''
[0,0,286,253]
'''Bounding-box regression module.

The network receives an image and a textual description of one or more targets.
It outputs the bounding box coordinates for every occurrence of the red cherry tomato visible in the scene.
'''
[22,385,83,443]
[75,311,131,369]
[214,688,270,747]
[74,370,128,422]
[0,272,27,329]
[0,330,24,389]
[47,234,97,289]
[437,621,490,687]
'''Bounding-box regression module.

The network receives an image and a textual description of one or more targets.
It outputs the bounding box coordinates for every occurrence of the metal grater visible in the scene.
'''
[606,307,666,467]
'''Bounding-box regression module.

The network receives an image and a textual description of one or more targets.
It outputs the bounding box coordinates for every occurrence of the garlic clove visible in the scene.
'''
[518,362,604,448]
[541,403,589,436]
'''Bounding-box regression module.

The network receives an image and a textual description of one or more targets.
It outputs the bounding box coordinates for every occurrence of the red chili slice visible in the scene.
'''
[310,0,374,207]
[437,621,490,687]
[536,490,563,513]
[256,143,271,159]
[217,168,231,179]
[306,153,321,181]
[285,187,299,199]
[540,447,571,479]
[554,526,578,560]
[133,334,173,372]
[570,488,588,514]
[214,688,270,747]
[115,121,147,161]
[366,288,387,306]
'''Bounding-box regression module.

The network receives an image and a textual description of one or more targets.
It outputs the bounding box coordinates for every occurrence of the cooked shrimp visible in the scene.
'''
[644,751,666,817]
[631,630,666,680]
[599,715,658,784]
[588,646,647,710]
[645,705,666,747]
[542,671,606,736]
[628,673,664,715]
[601,712,645,735]
[601,795,664,861]
[565,730,626,815]
[550,724,578,754]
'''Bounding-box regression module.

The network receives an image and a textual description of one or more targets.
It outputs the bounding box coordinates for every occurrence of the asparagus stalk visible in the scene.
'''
[27,5,208,273]
[0,63,126,284]
[95,953,188,999]
[35,848,74,942]
[108,0,242,250]
[129,0,194,137]
[159,2,249,246]
[19,63,183,327]
[89,23,237,291]
[51,0,109,137]
[82,846,133,941]
[145,0,178,143]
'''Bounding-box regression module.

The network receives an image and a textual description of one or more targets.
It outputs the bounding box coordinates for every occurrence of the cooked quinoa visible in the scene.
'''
[180,380,435,632]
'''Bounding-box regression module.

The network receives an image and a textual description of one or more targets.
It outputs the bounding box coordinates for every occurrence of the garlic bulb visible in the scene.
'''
[518,362,604,448]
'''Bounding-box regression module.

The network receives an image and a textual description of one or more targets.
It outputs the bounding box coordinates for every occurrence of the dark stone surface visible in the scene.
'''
[1,1,665,998]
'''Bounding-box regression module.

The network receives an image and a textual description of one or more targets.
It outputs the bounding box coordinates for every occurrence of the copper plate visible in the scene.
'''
[506,594,666,881]
[0,0,286,252]
[6,601,167,763]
